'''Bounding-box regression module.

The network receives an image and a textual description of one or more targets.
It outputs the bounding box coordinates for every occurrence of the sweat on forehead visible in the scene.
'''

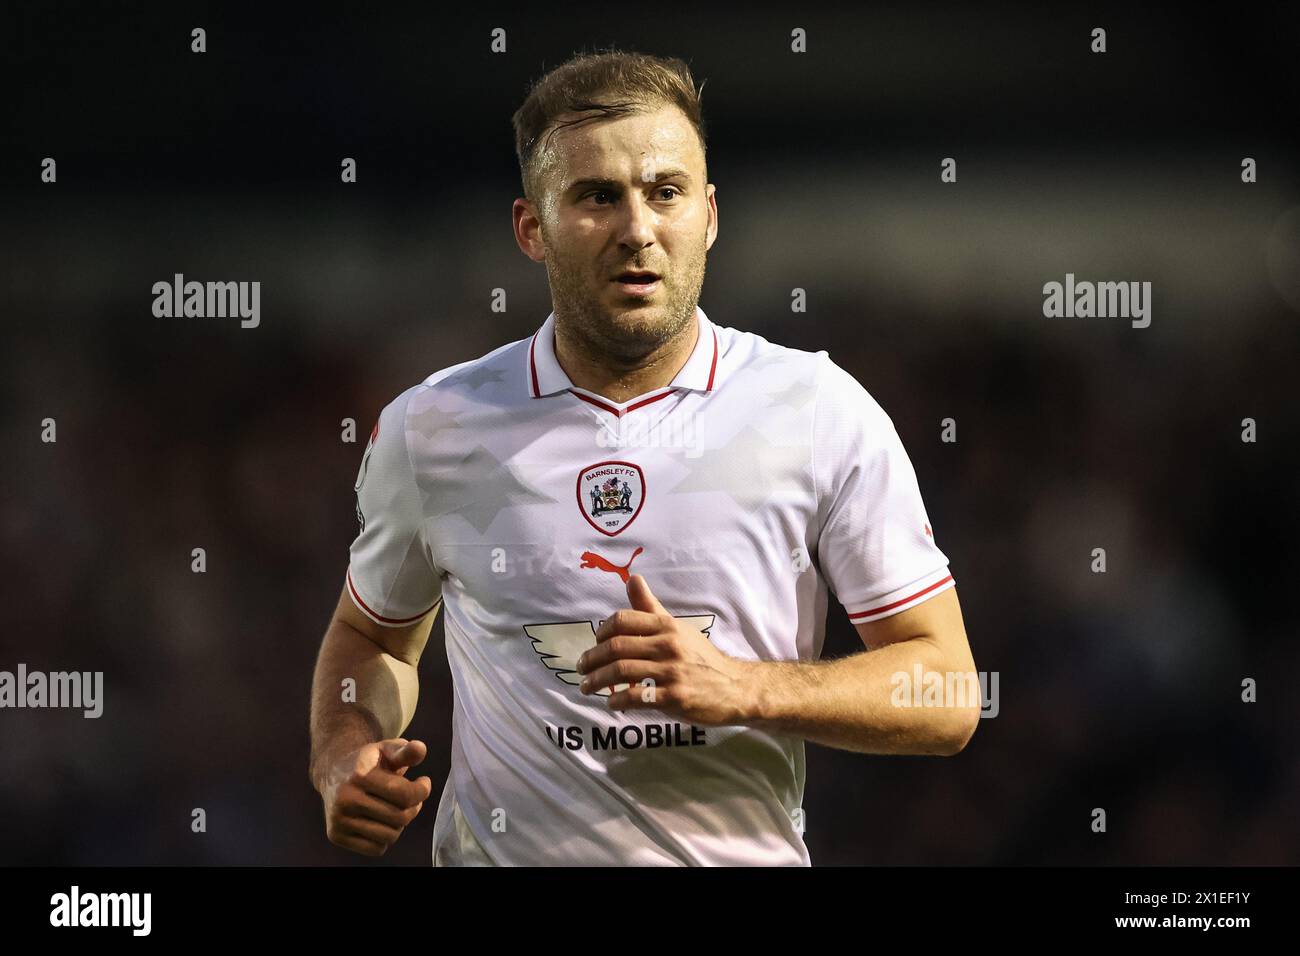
[530,103,703,200]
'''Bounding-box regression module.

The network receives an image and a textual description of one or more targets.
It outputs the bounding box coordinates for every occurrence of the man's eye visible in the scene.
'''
[586,187,677,205]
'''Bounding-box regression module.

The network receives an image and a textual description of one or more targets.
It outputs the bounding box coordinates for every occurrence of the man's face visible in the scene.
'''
[514,102,717,362]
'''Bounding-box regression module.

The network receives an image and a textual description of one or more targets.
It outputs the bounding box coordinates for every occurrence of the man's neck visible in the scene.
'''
[553,314,699,404]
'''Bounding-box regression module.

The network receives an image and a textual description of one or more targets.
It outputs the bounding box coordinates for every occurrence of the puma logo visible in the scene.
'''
[579,546,644,583]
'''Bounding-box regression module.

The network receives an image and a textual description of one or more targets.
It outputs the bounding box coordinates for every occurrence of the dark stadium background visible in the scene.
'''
[2,2,1298,865]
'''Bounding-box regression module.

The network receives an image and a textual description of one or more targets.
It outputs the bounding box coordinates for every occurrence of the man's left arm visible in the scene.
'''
[739,586,979,755]
[576,575,979,757]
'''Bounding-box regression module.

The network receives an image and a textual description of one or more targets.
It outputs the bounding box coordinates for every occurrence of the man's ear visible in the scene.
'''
[513,197,547,263]
[705,183,719,252]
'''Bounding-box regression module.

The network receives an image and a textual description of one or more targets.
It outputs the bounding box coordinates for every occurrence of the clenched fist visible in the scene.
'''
[318,738,433,857]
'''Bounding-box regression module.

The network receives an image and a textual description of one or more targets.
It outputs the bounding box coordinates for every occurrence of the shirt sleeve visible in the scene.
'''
[813,353,955,623]
[345,385,442,627]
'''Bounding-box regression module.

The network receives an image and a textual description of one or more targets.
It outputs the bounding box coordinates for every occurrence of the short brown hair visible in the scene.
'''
[511,47,708,204]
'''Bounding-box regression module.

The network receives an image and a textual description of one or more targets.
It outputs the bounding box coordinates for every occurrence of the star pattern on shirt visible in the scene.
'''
[437,443,558,535]
[458,366,507,390]
[407,401,465,440]
[663,425,810,509]
[762,377,817,413]
[727,350,819,413]
[740,349,807,380]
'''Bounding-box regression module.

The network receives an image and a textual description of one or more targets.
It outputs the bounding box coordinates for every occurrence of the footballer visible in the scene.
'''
[308,49,979,866]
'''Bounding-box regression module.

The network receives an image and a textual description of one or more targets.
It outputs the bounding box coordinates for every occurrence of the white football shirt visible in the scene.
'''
[345,305,955,866]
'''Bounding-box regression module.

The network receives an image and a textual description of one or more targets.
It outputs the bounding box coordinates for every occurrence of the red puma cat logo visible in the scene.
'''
[579,546,644,583]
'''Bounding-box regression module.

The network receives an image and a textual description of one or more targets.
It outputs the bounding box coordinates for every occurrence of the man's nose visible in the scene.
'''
[616,192,656,249]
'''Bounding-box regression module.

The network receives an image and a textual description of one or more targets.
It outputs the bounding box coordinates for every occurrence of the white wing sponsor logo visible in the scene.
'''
[524,615,715,696]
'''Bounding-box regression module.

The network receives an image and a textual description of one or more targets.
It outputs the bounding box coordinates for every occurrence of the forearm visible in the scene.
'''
[741,638,976,756]
[308,620,420,789]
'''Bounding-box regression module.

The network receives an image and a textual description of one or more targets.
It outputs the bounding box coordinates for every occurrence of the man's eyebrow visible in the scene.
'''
[565,169,692,193]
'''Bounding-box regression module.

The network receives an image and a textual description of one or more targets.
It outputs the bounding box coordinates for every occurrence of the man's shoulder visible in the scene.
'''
[714,320,828,388]
[418,334,530,394]
[715,320,891,428]
[378,333,531,420]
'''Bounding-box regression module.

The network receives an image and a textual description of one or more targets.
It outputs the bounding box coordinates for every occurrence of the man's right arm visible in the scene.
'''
[308,582,440,856]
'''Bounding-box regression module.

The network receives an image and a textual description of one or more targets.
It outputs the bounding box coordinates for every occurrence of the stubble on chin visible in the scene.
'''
[548,245,706,364]
[592,302,693,362]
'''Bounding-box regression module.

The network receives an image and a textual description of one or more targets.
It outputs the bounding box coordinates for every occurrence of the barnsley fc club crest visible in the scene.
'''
[576,460,645,536]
